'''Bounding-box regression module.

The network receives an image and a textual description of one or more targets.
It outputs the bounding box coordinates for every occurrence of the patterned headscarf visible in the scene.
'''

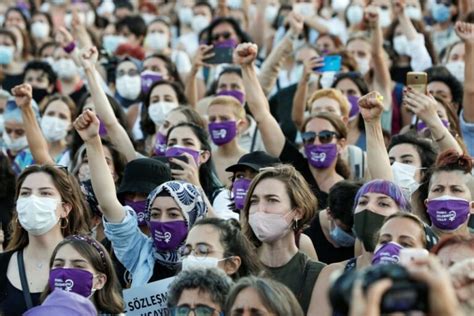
[145,180,208,265]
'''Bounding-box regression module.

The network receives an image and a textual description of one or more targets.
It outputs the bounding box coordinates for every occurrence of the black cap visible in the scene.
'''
[117,158,172,195]
[225,151,281,173]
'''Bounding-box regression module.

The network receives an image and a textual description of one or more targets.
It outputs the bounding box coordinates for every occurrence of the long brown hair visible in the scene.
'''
[42,236,124,313]
[303,112,351,179]
[241,164,317,247]
[7,165,91,252]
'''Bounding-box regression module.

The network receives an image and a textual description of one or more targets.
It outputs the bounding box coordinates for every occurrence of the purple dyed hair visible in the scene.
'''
[353,179,411,213]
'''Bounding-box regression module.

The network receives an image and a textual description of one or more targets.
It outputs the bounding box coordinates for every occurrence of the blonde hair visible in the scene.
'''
[208,96,245,121]
[307,88,350,118]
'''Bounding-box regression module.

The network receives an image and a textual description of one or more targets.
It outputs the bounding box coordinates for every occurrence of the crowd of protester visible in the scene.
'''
[0,0,474,315]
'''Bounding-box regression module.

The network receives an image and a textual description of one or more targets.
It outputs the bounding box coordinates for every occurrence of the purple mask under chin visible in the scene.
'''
[165,146,201,165]
[416,119,450,132]
[209,121,238,145]
[154,132,167,156]
[427,196,470,231]
[98,117,107,136]
[232,178,251,210]
[148,220,188,251]
[217,90,245,105]
[49,268,94,298]
[371,242,403,265]
[304,143,338,169]
[124,199,148,226]
[141,71,163,94]
[348,95,360,119]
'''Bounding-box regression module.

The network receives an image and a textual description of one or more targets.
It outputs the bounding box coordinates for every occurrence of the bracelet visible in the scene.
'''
[63,42,76,54]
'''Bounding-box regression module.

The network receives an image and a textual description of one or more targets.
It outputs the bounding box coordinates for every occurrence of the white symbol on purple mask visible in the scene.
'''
[448,210,457,222]
[312,152,326,162]
[164,232,172,243]
[213,129,227,139]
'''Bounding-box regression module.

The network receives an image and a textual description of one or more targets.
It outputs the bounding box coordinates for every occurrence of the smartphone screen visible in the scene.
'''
[314,55,342,73]
[204,46,234,64]
[399,248,429,266]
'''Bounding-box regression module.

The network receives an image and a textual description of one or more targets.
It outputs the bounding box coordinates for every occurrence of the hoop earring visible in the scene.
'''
[60,217,69,229]
[293,218,299,230]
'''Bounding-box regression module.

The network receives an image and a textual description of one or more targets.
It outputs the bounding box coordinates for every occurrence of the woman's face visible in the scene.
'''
[143,57,170,79]
[310,97,342,116]
[167,126,202,152]
[388,143,423,182]
[176,289,222,315]
[160,110,187,137]
[428,171,473,201]
[437,243,474,268]
[149,195,185,222]
[149,84,179,105]
[78,146,117,182]
[32,13,49,26]
[5,10,26,30]
[116,61,139,80]
[305,117,344,149]
[428,81,453,104]
[44,100,72,124]
[52,244,105,290]
[217,73,244,93]
[316,35,336,54]
[0,34,15,51]
[148,20,170,38]
[335,78,362,97]
[249,178,293,217]
[211,22,239,44]
[19,171,69,220]
[229,287,274,316]
[377,217,425,249]
[354,192,402,216]
[447,42,465,63]
[347,39,372,64]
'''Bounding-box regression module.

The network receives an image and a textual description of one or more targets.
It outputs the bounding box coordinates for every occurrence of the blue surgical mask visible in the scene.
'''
[329,225,355,247]
[0,46,14,65]
[431,3,451,23]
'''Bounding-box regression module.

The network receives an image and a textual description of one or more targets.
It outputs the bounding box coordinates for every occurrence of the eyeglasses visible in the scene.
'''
[170,305,220,316]
[212,31,232,42]
[179,244,216,257]
[301,130,339,145]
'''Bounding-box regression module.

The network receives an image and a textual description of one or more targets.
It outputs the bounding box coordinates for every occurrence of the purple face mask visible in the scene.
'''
[214,39,238,48]
[371,242,403,265]
[233,178,251,210]
[304,143,338,169]
[208,121,238,146]
[124,199,148,226]
[347,95,360,120]
[141,70,163,94]
[217,90,245,104]
[416,119,450,132]
[154,132,167,156]
[165,146,201,165]
[148,220,188,251]
[427,195,470,231]
[49,268,94,298]
[98,117,107,136]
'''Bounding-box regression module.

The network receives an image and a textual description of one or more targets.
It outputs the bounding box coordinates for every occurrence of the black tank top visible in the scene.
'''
[304,214,355,264]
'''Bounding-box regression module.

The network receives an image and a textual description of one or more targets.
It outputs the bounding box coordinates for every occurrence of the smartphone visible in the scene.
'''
[406,72,427,94]
[399,248,429,266]
[167,155,188,171]
[203,46,234,64]
[314,55,342,72]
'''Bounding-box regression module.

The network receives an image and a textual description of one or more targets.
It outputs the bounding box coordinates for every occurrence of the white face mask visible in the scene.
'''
[227,0,242,9]
[102,35,127,55]
[191,15,209,33]
[405,6,423,21]
[265,5,279,24]
[445,61,465,83]
[145,32,169,52]
[116,75,141,100]
[320,71,337,89]
[332,0,350,12]
[178,7,194,25]
[391,161,420,198]
[148,102,179,125]
[78,163,91,182]
[0,115,4,134]
[291,64,305,82]
[346,5,364,25]
[41,116,70,142]
[97,0,115,17]
[31,21,50,40]
[17,195,60,236]
[181,255,222,271]
[355,57,370,75]
[53,59,79,80]
[3,132,28,152]
[293,3,315,18]
[393,35,409,56]
[378,7,392,28]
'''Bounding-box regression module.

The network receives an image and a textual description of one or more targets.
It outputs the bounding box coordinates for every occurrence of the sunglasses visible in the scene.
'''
[170,305,220,316]
[212,31,232,42]
[301,130,339,145]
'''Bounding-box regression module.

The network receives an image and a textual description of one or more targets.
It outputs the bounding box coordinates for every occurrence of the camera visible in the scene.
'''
[329,263,428,315]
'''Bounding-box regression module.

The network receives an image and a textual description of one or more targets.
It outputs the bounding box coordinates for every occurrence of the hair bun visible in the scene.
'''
[435,149,473,174]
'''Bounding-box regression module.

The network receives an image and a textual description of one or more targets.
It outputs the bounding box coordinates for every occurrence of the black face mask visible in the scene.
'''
[32,88,49,104]
[353,209,387,252]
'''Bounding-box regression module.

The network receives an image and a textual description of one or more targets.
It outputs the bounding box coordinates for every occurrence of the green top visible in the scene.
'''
[266,251,326,314]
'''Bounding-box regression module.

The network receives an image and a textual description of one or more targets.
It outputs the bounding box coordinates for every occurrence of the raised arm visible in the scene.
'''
[248,0,268,50]
[74,110,125,223]
[455,22,474,122]
[184,44,214,108]
[79,46,136,162]
[359,91,394,181]
[234,43,286,156]
[404,88,463,154]
[291,56,323,131]
[12,84,55,165]
[365,6,392,112]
